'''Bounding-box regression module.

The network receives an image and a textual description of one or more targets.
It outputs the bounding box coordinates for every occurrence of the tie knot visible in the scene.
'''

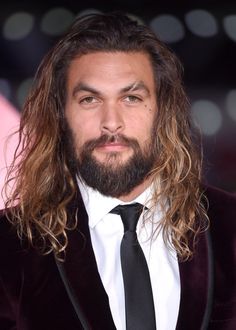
[110,203,144,232]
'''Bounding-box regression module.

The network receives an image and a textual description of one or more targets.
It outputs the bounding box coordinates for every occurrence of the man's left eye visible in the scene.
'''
[124,95,141,103]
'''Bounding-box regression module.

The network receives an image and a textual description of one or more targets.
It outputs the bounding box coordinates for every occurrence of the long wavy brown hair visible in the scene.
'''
[4,12,208,260]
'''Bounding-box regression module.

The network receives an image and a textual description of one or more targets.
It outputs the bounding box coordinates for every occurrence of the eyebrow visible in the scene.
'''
[72,83,100,98]
[72,80,150,98]
[120,81,150,95]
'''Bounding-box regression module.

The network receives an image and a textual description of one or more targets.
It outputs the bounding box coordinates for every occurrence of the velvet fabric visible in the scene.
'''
[0,185,235,330]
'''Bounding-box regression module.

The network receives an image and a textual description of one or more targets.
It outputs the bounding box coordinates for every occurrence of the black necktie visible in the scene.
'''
[110,203,156,330]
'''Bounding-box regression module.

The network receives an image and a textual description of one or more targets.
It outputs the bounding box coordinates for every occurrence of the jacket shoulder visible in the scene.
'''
[203,187,236,325]
[0,209,29,267]
[203,185,236,230]
[204,184,236,209]
[203,185,236,274]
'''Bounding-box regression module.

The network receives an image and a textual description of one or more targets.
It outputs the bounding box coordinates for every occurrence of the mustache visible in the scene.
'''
[81,134,140,152]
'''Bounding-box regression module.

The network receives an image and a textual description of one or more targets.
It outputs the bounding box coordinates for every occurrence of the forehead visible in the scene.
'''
[66,51,156,92]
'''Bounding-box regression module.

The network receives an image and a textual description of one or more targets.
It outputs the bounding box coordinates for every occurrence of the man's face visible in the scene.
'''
[65,51,158,198]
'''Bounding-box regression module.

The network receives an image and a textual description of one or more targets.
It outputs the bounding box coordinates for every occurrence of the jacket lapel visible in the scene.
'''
[55,192,214,329]
[176,228,214,330]
[55,194,116,330]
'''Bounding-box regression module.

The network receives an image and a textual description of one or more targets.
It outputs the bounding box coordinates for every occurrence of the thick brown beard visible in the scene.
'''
[76,134,156,197]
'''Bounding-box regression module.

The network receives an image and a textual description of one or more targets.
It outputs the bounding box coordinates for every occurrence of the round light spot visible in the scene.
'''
[223,15,236,42]
[41,7,75,36]
[226,89,236,121]
[185,9,218,37]
[0,79,11,99]
[77,8,102,17]
[191,100,222,136]
[150,15,185,43]
[127,14,144,25]
[16,78,34,107]
[3,12,34,40]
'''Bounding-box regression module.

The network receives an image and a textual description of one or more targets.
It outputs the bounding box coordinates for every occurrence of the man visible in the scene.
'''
[0,12,235,330]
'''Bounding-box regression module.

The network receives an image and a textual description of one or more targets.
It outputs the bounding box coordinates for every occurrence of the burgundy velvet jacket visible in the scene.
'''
[0,185,235,330]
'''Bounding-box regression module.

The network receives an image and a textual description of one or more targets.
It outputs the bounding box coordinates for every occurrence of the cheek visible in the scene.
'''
[129,115,153,138]
[69,118,100,149]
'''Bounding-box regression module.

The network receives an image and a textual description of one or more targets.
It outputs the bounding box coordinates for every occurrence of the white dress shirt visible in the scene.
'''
[78,179,180,330]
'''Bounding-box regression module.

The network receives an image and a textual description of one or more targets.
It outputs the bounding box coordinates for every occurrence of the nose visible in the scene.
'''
[100,103,124,134]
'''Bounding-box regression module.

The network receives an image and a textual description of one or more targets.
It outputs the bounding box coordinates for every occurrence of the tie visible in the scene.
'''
[110,203,156,330]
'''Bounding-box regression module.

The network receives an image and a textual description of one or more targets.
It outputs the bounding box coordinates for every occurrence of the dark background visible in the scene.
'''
[1,1,236,193]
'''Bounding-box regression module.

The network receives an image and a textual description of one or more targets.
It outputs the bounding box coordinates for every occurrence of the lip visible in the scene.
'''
[96,143,129,152]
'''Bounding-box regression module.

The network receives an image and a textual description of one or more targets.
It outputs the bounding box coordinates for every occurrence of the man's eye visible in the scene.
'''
[124,95,142,103]
[80,96,97,104]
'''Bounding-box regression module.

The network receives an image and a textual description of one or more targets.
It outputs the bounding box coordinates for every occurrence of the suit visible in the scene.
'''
[0,185,235,330]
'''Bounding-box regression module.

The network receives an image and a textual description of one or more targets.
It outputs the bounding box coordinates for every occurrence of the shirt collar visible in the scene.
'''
[77,177,153,229]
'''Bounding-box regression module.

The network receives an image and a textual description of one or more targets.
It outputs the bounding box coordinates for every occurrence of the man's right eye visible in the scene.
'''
[79,96,97,104]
